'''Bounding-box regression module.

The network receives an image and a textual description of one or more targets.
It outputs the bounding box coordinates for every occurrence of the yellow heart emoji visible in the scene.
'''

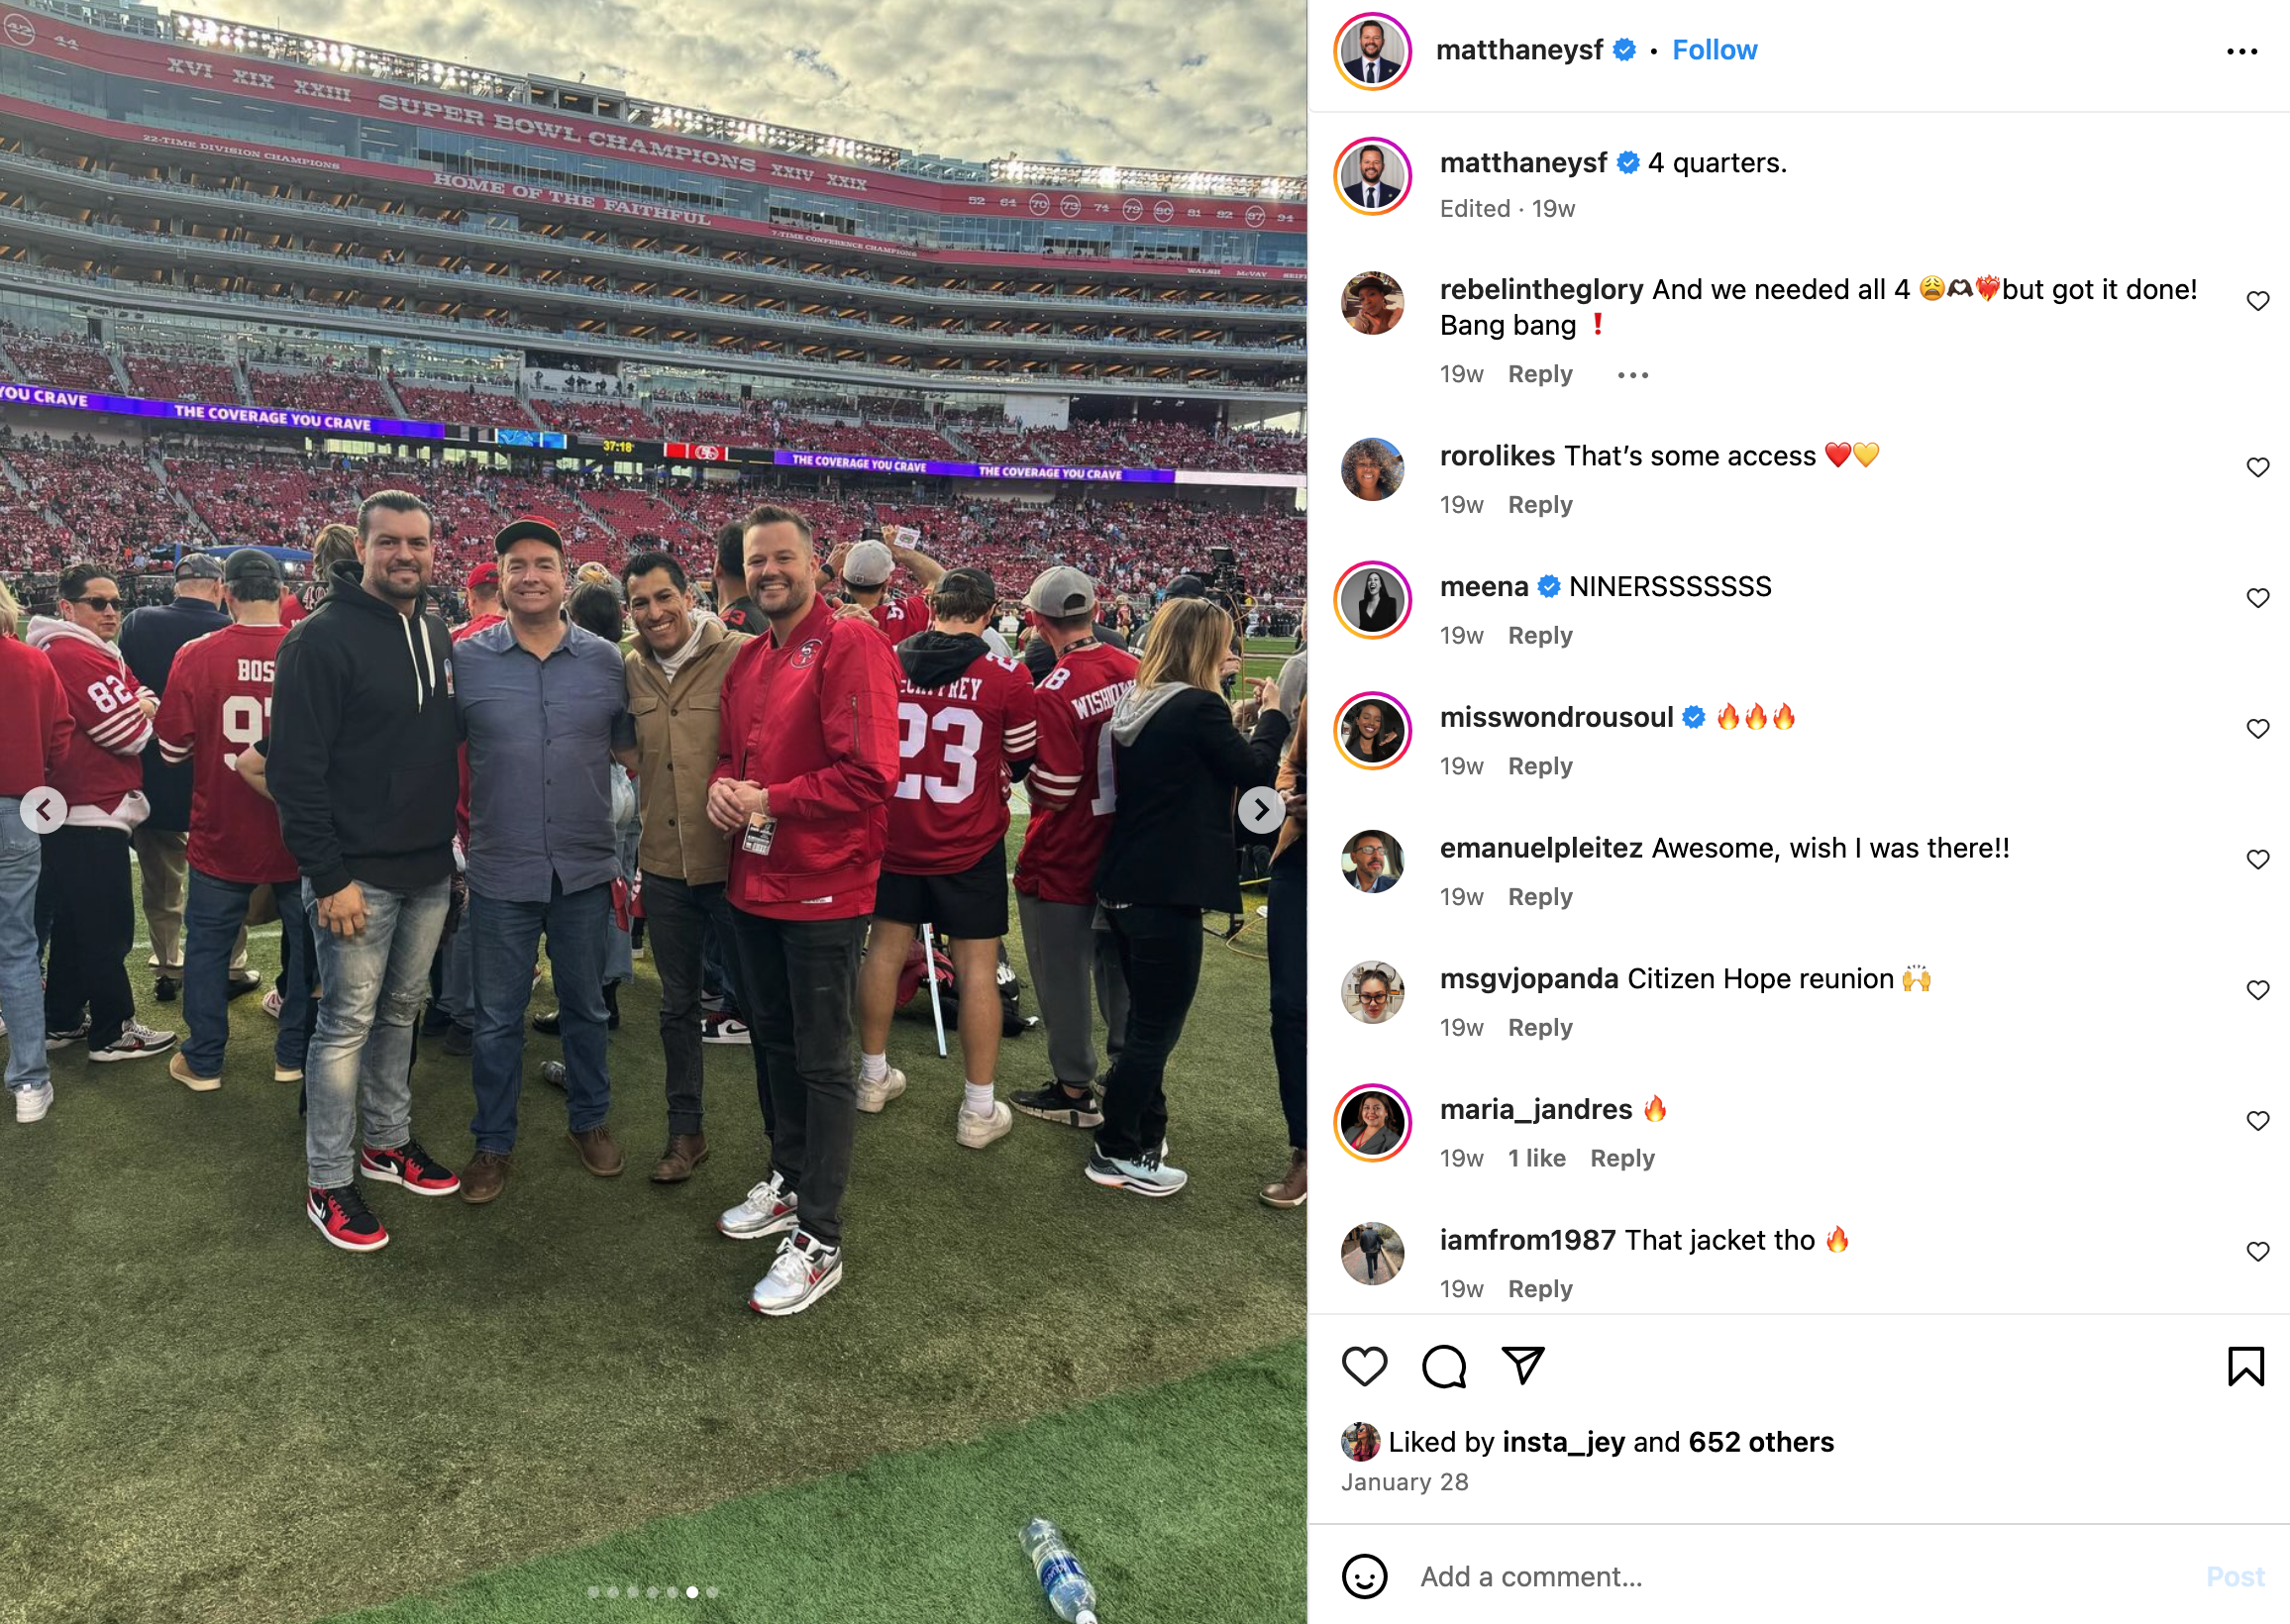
[1852,442,1880,467]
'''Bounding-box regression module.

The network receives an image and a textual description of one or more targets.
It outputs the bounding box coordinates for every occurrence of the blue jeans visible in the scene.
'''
[469,878,612,1153]
[0,799,48,1094]
[304,877,451,1188]
[184,868,315,1077]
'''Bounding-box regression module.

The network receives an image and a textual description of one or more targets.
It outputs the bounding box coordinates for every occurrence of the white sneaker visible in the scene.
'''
[261,988,283,1021]
[746,1230,842,1316]
[716,1170,799,1241]
[956,1098,1013,1150]
[855,1064,906,1114]
[700,1012,749,1046]
[90,1021,177,1063]
[13,1081,52,1123]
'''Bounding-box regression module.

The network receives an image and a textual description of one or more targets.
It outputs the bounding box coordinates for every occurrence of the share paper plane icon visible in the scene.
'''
[1502,1346,1546,1384]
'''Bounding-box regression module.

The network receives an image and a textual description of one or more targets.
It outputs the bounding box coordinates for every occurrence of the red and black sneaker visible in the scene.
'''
[359,1139,463,1197]
[307,1184,389,1253]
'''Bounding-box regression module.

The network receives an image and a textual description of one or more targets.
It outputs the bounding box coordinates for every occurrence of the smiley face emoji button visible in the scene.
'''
[1920,275,1944,301]
[1342,1554,1390,1600]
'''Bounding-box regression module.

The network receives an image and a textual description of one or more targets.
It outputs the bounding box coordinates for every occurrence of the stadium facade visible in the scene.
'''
[0,0,1305,560]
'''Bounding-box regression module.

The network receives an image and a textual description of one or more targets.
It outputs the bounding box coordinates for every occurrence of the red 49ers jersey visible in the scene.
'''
[886,651,1038,874]
[154,622,294,884]
[869,594,933,645]
[1013,641,1140,906]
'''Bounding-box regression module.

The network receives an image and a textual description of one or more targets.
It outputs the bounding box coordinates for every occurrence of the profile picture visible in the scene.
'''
[1344,271,1404,335]
[1336,693,1407,767]
[1342,961,1405,1024]
[1335,561,1408,637]
[1335,14,1409,89]
[1341,1422,1383,1463]
[1340,829,1402,893]
[1342,1221,1405,1284]
[1335,1084,1409,1162]
[1334,138,1408,215]
[1341,438,1403,502]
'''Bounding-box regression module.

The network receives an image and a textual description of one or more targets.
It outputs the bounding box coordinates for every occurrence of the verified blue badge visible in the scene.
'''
[1613,38,1636,61]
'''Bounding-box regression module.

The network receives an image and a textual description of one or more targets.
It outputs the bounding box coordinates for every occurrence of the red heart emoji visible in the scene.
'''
[1976,274,2000,301]
[1824,442,1851,467]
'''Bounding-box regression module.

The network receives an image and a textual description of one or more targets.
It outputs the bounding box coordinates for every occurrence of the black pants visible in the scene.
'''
[39,824,136,1048]
[1266,844,1307,1151]
[644,870,770,1138]
[728,906,865,1246]
[1096,904,1205,1161]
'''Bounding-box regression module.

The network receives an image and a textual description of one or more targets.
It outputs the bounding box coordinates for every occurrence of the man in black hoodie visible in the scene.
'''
[269,490,466,1252]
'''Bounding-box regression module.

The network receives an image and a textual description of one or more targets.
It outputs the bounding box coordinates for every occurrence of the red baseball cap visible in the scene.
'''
[467,561,499,590]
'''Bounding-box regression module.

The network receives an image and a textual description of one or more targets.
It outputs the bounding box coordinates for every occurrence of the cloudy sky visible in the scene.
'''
[177,0,1304,175]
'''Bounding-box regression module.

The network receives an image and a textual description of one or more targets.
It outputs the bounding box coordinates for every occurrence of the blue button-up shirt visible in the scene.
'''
[455,619,635,902]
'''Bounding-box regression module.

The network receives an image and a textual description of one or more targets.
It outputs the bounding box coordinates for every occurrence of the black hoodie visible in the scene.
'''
[268,559,461,897]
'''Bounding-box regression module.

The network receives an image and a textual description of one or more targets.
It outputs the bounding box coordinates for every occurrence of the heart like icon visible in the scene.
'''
[1823,442,1850,468]
[1853,442,1880,467]
[2250,719,2272,739]
[2253,588,2273,609]
[2251,851,2272,869]
[2251,457,2271,478]
[2251,291,2271,311]
[1342,1346,1388,1386]
[2249,980,2271,1001]
[1977,274,2000,301]
[2251,1111,2272,1132]
[2251,1242,2272,1263]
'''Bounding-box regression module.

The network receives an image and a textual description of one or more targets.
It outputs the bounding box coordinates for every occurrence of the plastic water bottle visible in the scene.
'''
[1021,1518,1100,1624]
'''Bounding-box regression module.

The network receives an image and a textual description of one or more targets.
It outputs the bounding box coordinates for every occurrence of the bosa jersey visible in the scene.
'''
[155,621,295,884]
[887,652,1037,874]
[1012,641,1140,906]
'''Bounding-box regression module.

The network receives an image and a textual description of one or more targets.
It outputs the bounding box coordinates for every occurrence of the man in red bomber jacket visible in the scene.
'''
[706,504,899,1318]
[26,561,177,1062]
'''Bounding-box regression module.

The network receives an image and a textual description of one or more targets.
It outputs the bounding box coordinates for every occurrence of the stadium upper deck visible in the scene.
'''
[0,0,1304,400]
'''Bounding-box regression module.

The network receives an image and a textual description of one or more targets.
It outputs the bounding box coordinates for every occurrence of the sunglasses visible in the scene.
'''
[71,595,124,611]
[1359,991,1392,1004]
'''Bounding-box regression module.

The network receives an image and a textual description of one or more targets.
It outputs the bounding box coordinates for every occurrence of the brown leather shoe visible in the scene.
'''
[570,1125,625,1177]
[1260,1148,1306,1209]
[651,1132,710,1184]
[460,1150,511,1205]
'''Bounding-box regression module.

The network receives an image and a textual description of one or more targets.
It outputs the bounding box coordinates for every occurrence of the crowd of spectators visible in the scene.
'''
[2,326,118,391]
[245,366,396,418]
[120,348,242,404]
[389,383,527,428]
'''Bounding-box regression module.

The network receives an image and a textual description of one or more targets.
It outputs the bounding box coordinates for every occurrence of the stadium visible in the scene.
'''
[0,0,1305,621]
[0,4,1307,1622]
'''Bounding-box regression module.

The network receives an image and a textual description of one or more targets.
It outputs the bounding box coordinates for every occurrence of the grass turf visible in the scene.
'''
[317,1338,1303,1624]
[0,819,1302,1624]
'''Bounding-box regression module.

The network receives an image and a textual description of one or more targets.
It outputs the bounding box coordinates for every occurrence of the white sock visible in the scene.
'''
[860,1052,887,1082]
[963,1081,995,1117]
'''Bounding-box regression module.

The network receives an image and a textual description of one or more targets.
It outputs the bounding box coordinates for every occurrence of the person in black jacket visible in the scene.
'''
[119,554,241,1002]
[1088,597,1292,1197]
[268,491,467,1252]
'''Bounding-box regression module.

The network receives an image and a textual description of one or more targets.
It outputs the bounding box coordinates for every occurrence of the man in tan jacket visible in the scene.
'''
[622,549,754,1183]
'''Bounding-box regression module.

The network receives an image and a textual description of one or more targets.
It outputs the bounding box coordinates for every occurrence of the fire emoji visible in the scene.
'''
[1716,703,1740,731]
[1773,703,1795,731]
[1644,1094,1666,1123]
[1826,1226,1849,1254]
[1746,703,1768,731]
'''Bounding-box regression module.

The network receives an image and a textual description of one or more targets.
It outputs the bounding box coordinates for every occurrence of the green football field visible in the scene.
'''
[0,805,1304,1624]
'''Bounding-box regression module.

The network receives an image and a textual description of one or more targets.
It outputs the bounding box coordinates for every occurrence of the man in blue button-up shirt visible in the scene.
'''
[454,516,637,1204]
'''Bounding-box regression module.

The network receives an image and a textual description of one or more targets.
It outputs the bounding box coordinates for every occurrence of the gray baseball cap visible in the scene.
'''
[842,538,895,588]
[173,553,226,582]
[1023,565,1096,617]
